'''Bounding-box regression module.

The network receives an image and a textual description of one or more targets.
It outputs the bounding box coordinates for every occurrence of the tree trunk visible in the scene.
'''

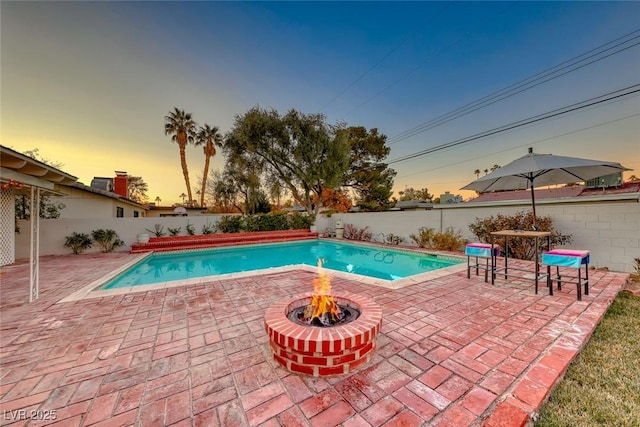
[179,143,192,204]
[201,154,210,207]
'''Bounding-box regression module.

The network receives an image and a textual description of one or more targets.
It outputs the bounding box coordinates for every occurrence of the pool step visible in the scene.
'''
[130,230,319,254]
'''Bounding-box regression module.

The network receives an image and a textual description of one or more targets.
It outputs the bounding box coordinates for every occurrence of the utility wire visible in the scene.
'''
[339,3,515,119]
[386,84,640,165]
[387,29,640,145]
[396,112,640,180]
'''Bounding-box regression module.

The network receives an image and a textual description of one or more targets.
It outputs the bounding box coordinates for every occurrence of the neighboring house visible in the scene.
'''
[392,200,433,211]
[467,181,640,204]
[146,205,208,217]
[439,191,464,204]
[55,181,147,218]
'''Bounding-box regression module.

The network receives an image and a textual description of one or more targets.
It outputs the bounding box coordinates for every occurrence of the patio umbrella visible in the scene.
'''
[461,147,630,227]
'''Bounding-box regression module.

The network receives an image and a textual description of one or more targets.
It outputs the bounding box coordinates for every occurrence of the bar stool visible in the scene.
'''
[542,249,590,300]
[465,243,500,282]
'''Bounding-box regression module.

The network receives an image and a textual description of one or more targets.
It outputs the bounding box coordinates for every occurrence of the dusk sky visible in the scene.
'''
[3,1,639,206]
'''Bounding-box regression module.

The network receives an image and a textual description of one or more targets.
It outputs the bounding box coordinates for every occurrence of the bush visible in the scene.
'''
[186,222,196,235]
[91,229,124,253]
[168,227,181,236]
[469,211,572,260]
[201,221,217,234]
[64,232,92,254]
[288,212,315,230]
[217,212,314,233]
[217,215,243,233]
[344,224,372,241]
[410,227,467,251]
[245,212,290,232]
[145,224,166,237]
[385,233,404,245]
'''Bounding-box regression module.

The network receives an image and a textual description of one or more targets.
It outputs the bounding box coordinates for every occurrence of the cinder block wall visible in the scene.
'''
[316,200,640,273]
[13,199,640,273]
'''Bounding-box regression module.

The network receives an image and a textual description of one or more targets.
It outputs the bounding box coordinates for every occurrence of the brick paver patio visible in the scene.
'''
[0,252,628,426]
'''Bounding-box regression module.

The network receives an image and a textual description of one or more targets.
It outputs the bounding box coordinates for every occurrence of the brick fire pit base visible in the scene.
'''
[264,292,383,377]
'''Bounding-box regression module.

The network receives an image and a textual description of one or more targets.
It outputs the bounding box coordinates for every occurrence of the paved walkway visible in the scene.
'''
[0,252,628,426]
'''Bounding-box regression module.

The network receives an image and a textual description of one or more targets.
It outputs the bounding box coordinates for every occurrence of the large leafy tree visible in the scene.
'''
[224,107,350,213]
[206,150,264,214]
[15,148,66,220]
[195,124,223,207]
[398,187,433,201]
[164,108,196,205]
[313,188,353,212]
[340,126,396,211]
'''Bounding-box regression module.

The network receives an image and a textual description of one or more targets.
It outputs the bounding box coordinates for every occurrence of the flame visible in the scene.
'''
[304,259,341,325]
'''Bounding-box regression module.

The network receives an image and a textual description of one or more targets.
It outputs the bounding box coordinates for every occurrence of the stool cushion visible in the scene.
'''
[543,249,590,268]
[465,243,500,257]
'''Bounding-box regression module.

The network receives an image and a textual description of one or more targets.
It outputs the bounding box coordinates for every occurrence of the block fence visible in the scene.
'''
[14,197,640,273]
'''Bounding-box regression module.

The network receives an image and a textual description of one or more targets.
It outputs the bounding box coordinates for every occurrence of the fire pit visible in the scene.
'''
[264,261,382,377]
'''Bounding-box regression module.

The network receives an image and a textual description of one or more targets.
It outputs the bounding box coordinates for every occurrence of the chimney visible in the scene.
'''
[113,171,128,198]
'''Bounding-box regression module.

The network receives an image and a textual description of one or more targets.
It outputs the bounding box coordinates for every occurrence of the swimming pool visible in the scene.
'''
[100,240,463,289]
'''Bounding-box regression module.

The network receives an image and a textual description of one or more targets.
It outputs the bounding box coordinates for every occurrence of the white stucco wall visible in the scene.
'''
[12,197,640,272]
[15,215,225,259]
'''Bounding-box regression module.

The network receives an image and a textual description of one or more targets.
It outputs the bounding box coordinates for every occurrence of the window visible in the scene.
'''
[133,211,139,218]
[116,207,124,218]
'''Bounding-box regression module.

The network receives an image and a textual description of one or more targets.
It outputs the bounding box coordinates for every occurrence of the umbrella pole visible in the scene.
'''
[530,180,537,230]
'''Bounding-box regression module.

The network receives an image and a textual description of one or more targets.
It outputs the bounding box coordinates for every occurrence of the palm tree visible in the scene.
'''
[491,164,501,172]
[484,169,489,175]
[165,108,197,205]
[195,124,223,207]
[154,196,161,205]
[474,169,481,178]
[179,193,187,204]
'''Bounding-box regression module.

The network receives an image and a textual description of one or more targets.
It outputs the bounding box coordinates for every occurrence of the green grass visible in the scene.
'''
[536,292,640,427]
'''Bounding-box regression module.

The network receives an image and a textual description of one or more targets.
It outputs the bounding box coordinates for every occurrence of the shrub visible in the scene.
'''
[201,221,217,234]
[145,224,166,237]
[64,232,92,254]
[631,257,640,282]
[410,227,467,251]
[168,227,181,236]
[385,233,404,245]
[469,211,572,260]
[217,215,243,233]
[245,212,290,232]
[344,224,372,241]
[288,212,315,230]
[186,222,196,235]
[91,229,124,253]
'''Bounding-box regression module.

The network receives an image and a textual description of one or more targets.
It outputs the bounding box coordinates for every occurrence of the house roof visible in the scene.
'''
[394,199,433,210]
[467,182,640,203]
[1,145,78,191]
[61,182,148,209]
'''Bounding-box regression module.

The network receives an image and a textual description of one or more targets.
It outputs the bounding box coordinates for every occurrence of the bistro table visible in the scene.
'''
[490,230,552,294]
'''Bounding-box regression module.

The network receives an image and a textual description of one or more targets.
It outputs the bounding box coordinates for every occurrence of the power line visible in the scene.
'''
[386,84,640,165]
[395,112,640,180]
[337,3,516,119]
[387,29,640,145]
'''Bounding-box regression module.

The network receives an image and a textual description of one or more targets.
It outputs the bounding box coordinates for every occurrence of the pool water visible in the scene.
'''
[101,240,463,289]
